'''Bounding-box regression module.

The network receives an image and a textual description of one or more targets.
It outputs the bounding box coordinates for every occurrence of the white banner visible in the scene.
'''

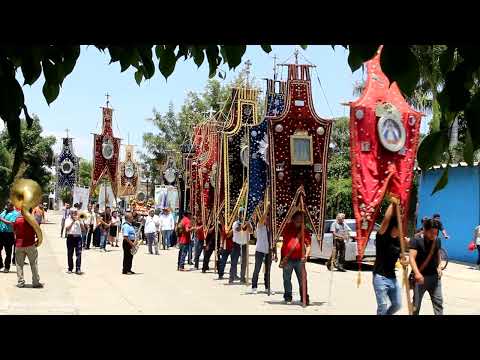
[98,183,116,211]
[73,186,90,210]
[155,185,178,210]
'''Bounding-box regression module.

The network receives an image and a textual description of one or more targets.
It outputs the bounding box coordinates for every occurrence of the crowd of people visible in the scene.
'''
[1,196,479,315]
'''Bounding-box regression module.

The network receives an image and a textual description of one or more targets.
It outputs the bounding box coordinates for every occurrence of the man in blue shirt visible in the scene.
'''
[0,201,20,272]
[121,212,136,275]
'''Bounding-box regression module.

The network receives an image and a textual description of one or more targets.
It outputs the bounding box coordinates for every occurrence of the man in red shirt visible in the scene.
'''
[177,211,193,271]
[13,211,43,288]
[218,218,233,280]
[193,217,205,270]
[281,210,311,305]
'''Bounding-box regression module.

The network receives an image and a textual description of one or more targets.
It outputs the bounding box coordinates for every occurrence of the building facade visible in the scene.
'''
[417,163,479,263]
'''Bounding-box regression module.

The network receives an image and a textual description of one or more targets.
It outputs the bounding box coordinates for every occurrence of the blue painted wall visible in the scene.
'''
[417,166,479,263]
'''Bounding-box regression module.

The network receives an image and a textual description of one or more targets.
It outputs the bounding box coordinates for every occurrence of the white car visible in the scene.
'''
[309,219,379,263]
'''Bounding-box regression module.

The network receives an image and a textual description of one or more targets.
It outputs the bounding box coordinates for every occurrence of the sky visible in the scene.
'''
[14,45,429,160]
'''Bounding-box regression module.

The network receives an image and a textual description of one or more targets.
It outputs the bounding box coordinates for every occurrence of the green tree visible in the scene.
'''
[78,159,92,187]
[0,115,55,204]
[2,44,479,192]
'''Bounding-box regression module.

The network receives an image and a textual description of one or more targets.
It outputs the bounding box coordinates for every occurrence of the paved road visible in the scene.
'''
[0,211,478,315]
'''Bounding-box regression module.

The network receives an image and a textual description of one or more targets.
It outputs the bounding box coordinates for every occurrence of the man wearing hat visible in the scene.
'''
[229,207,252,284]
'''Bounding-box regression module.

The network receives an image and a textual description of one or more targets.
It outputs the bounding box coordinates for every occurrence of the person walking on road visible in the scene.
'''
[60,203,71,238]
[372,203,408,315]
[217,218,233,280]
[109,210,120,247]
[327,213,350,272]
[13,210,43,288]
[121,212,136,275]
[65,209,85,275]
[473,224,480,270]
[280,210,311,305]
[202,224,216,273]
[251,202,273,294]
[409,218,443,315]
[177,211,193,271]
[0,201,20,273]
[159,208,175,250]
[193,217,205,270]
[144,209,159,255]
[229,208,252,284]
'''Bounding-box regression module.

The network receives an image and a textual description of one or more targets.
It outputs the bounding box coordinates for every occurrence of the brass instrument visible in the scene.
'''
[10,179,43,247]
[78,211,89,221]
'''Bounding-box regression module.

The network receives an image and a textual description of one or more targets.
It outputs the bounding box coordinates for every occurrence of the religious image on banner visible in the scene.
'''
[90,105,121,199]
[56,137,79,192]
[349,46,423,258]
[119,145,138,196]
[73,186,90,210]
[98,182,116,211]
[246,79,286,221]
[269,63,332,244]
[223,87,259,228]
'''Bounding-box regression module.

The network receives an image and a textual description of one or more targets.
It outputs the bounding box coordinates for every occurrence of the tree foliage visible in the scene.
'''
[78,159,92,187]
[2,44,480,193]
[0,115,55,204]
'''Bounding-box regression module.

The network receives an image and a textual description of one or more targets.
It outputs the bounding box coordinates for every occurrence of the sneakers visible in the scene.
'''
[267,289,276,295]
[75,271,83,275]
[16,283,25,288]
[127,271,135,275]
[3,268,9,273]
[66,270,72,274]
[284,299,292,305]
[218,275,224,280]
[32,283,44,288]
[251,288,257,294]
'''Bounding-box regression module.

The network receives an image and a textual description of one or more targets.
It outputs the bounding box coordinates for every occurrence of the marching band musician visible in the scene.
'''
[121,212,136,275]
[229,207,252,284]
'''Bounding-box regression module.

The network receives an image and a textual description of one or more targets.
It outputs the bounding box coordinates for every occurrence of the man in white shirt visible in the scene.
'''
[64,209,85,275]
[159,208,175,250]
[60,203,71,238]
[229,207,252,284]
[251,203,274,294]
[144,209,159,255]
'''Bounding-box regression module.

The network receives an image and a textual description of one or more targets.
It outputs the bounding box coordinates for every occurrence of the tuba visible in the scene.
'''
[10,179,43,247]
[78,211,89,221]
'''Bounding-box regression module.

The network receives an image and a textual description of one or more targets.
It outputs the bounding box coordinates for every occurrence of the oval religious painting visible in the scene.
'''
[377,115,406,152]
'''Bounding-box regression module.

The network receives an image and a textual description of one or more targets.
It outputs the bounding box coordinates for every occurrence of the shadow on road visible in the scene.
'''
[264,300,327,307]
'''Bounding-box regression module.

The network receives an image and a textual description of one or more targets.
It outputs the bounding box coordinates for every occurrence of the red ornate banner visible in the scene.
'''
[349,47,423,258]
[269,64,332,243]
[90,107,121,198]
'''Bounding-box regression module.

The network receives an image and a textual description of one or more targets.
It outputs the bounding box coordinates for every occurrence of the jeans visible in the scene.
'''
[146,232,158,255]
[0,232,15,270]
[162,230,172,249]
[218,248,231,278]
[194,240,204,269]
[187,239,193,264]
[177,243,189,269]
[333,238,345,268]
[66,235,82,272]
[229,243,247,282]
[81,233,87,249]
[477,245,480,265]
[86,224,94,249]
[252,251,271,290]
[93,227,100,247]
[413,275,443,315]
[282,259,308,302]
[100,232,107,250]
[202,242,215,272]
[122,240,133,273]
[372,273,402,315]
[15,245,40,286]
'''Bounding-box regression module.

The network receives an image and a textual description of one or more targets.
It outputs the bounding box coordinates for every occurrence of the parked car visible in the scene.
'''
[309,219,379,263]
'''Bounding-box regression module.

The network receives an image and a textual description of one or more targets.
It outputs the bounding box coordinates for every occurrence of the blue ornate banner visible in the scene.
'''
[56,137,79,191]
[246,80,286,220]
